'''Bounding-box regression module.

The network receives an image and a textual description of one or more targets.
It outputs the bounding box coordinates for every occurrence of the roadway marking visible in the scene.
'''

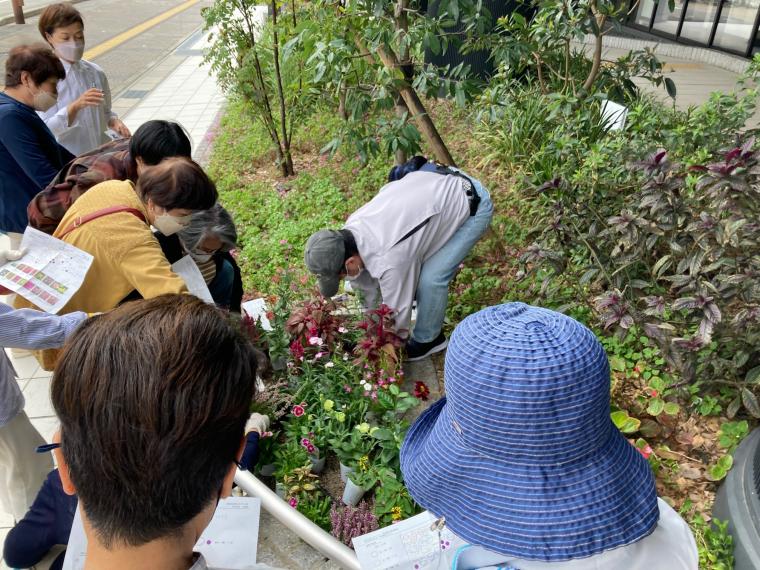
[83,0,201,60]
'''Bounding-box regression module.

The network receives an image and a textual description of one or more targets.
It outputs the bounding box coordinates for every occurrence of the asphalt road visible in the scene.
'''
[0,0,212,98]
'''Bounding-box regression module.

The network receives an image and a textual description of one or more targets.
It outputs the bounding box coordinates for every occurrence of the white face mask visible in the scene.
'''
[190,250,214,263]
[153,208,192,236]
[30,85,57,112]
[53,40,85,62]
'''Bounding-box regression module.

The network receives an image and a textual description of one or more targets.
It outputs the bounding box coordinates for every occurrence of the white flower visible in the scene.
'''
[343,354,349,361]
[308,336,323,346]
[338,326,348,333]
[325,361,335,368]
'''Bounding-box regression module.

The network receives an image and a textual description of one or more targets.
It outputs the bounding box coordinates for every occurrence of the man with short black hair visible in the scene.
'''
[28,119,192,234]
[48,295,260,569]
[305,158,493,361]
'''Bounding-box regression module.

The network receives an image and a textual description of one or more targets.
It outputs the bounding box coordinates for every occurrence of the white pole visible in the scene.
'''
[234,469,361,570]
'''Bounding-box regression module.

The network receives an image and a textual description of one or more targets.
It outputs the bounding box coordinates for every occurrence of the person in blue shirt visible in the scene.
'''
[0,247,87,523]
[0,43,74,247]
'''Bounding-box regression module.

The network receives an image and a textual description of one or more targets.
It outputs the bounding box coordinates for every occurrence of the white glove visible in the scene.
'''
[0,248,26,265]
[245,413,270,435]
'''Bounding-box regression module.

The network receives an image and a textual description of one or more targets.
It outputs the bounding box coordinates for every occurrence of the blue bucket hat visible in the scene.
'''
[400,303,659,562]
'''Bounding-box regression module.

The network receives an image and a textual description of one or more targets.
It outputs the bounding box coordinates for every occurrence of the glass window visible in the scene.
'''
[652,0,687,35]
[634,0,657,27]
[713,0,760,53]
[679,0,721,44]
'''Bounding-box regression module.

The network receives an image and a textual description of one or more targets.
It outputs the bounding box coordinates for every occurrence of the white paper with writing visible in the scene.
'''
[0,227,93,313]
[241,298,273,331]
[63,497,262,570]
[352,511,465,570]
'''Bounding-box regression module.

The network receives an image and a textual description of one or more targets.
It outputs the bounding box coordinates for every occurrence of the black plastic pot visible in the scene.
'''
[712,427,760,569]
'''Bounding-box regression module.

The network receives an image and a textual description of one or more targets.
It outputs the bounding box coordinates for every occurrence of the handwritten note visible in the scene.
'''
[0,227,93,313]
[352,511,465,570]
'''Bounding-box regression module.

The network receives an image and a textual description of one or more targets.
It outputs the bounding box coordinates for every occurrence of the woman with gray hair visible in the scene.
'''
[155,204,244,311]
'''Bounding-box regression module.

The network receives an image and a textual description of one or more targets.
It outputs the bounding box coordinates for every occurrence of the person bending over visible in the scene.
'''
[304,156,493,361]
[29,119,192,234]
[48,295,263,570]
[400,302,699,569]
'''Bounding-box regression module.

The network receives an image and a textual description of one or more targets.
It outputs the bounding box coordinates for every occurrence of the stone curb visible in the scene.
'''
[576,29,751,74]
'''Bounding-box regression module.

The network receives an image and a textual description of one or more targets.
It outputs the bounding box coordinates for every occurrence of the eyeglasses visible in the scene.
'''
[36,443,60,453]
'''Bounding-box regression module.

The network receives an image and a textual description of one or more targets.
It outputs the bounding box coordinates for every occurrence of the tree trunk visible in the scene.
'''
[338,85,348,121]
[581,1,606,94]
[362,40,455,166]
[271,0,295,176]
[394,94,408,165]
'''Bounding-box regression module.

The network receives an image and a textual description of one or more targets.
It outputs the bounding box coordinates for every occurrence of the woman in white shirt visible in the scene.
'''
[37,2,130,156]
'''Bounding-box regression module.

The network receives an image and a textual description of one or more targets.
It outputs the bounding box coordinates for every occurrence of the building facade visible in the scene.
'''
[629,0,760,57]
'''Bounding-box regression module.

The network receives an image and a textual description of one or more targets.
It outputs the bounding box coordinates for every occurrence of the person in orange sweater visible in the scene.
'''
[16,156,217,369]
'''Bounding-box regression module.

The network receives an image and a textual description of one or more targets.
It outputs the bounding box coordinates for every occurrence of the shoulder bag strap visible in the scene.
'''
[59,206,146,239]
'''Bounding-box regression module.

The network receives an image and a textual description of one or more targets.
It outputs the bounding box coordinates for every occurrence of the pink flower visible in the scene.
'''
[289,497,298,508]
[280,239,288,245]
[387,377,396,383]
[301,437,312,447]
[338,326,348,333]
[314,351,325,359]
[306,444,316,454]
[638,444,653,459]
[344,384,352,393]
[292,405,305,417]
[371,391,378,401]
[308,336,323,346]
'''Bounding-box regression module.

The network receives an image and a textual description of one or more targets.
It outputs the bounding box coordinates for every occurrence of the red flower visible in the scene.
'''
[292,405,305,417]
[289,340,304,360]
[413,381,430,401]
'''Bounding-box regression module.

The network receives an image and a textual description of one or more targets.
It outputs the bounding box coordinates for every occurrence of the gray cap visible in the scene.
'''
[304,230,345,297]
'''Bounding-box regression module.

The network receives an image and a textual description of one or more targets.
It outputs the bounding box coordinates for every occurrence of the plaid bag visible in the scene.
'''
[27,138,138,234]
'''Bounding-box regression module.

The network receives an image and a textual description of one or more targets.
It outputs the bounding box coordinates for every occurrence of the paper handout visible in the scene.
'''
[241,298,273,331]
[172,255,215,304]
[0,227,93,314]
[64,497,262,570]
[352,511,466,570]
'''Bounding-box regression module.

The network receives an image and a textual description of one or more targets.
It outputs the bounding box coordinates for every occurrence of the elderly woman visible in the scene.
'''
[16,156,217,369]
[0,44,74,246]
[154,204,243,311]
[400,302,699,570]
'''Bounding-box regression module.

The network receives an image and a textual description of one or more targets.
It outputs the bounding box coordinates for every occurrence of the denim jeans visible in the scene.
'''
[413,178,493,343]
[208,258,235,309]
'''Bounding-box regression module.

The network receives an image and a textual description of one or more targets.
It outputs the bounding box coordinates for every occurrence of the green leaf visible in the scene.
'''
[610,356,627,372]
[371,428,394,441]
[611,410,640,433]
[663,402,680,416]
[745,366,760,384]
[389,384,400,396]
[726,396,741,419]
[665,76,676,99]
[647,398,665,416]
[741,388,760,418]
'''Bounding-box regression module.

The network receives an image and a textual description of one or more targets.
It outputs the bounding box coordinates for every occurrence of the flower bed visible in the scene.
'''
[243,271,429,541]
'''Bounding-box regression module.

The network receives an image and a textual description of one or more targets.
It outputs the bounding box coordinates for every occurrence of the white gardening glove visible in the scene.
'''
[0,248,26,265]
[245,413,270,435]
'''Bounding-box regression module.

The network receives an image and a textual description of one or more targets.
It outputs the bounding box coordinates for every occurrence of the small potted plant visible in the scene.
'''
[329,422,378,482]
[343,456,379,507]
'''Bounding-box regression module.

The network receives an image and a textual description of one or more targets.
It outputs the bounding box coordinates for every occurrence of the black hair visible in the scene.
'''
[339,229,358,261]
[129,120,192,165]
[52,295,257,547]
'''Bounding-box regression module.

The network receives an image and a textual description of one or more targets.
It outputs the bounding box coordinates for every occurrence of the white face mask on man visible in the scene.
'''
[152,208,192,236]
[190,250,214,263]
[53,40,85,63]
